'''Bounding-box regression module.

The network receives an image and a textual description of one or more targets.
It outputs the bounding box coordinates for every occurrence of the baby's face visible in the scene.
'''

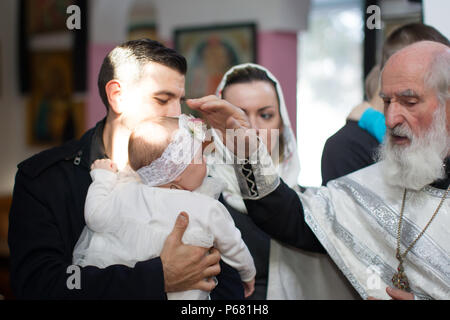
[176,148,207,191]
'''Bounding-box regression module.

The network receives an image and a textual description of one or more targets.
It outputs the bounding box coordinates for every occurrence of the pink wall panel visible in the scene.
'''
[257,31,297,135]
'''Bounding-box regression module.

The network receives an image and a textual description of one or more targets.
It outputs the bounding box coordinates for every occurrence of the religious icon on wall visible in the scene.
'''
[18,0,87,146]
[174,23,257,116]
[27,51,84,146]
[18,0,88,93]
[26,0,74,35]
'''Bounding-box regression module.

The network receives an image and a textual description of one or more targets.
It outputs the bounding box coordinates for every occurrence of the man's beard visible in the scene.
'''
[378,106,449,191]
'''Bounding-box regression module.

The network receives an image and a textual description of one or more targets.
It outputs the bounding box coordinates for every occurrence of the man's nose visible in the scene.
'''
[167,101,181,117]
[385,101,404,129]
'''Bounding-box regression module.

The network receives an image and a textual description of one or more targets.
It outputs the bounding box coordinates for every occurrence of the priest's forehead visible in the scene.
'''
[381,41,449,98]
[380,64,427,98]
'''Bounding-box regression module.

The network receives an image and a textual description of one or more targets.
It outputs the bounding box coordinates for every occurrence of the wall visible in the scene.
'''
[258,32,298,131]
[379,0,422,18]
[0,0,309,195]
[154,0,309,40]
[423,0,450,39]
[0,1,45,195]
[87,0,310,130]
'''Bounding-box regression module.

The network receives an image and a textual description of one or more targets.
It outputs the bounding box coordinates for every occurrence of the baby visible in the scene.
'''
[73,114,256,300]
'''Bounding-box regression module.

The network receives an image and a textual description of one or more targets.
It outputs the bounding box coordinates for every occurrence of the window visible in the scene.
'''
[297,0,364,186]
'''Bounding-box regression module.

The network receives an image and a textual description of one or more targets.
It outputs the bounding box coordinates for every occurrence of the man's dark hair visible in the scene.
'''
[98,38,187,111]
[381,23,449,67]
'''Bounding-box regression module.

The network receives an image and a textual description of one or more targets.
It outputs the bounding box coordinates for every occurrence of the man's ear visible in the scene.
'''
[105,80,124,115]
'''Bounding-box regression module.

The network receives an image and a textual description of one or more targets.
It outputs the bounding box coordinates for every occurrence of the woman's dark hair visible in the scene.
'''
[222,66,285,160]
[222,66,279,106]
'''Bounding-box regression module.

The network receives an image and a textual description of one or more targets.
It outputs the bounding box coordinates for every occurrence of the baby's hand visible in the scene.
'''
[243,277,255,298]
[91,159,118,172]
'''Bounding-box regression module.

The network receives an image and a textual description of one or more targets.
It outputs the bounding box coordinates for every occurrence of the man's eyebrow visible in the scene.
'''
[154,91,186,102]
[154,90,176,97]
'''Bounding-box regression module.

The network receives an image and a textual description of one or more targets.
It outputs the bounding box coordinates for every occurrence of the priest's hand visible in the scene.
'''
[367,287,414,300]
[186,95,250,133]
[187,95,259,157]
[160,211,221,293]
[385,287,414,300]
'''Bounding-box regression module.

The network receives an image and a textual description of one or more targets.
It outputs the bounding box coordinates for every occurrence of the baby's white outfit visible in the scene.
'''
[73,167,256,300]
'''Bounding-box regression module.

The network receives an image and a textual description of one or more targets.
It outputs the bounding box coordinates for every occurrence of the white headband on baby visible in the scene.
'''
[137,114,206,187]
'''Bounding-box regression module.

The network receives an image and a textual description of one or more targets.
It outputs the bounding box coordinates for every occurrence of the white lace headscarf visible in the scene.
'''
[137,114,206,187]
[209,63,301,212]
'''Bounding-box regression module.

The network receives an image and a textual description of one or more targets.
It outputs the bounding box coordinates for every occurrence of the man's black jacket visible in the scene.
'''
[8,120,243,299]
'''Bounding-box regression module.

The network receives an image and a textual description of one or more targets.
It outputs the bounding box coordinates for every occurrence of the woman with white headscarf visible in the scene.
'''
[208,63,357,299]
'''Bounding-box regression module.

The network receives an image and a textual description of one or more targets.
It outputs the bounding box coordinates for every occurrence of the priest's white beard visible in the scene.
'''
[378,105,449,191]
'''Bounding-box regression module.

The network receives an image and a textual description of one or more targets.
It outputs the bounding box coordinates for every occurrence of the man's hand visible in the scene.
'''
[160,211,221,293]
[91,159,118,172]
[368,287,414,300]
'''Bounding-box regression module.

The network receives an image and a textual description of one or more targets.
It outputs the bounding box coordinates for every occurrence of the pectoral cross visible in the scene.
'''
[392,254,410,291]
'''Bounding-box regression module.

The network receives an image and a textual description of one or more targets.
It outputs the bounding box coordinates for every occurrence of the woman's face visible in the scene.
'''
[223,80,282,155]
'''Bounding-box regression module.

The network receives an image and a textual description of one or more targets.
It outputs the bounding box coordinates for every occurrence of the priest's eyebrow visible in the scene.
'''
[397,89,420,98]
[379,89,420,99]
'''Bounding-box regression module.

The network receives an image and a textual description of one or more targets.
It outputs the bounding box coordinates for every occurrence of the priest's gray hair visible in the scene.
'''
[424,48,450,109]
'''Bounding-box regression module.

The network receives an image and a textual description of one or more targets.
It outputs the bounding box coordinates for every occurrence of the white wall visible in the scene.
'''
[380,0,422,19]
[90,0,134,44]
[154,0,310,39]
[423,0,450,39]
[90,0,310,43]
